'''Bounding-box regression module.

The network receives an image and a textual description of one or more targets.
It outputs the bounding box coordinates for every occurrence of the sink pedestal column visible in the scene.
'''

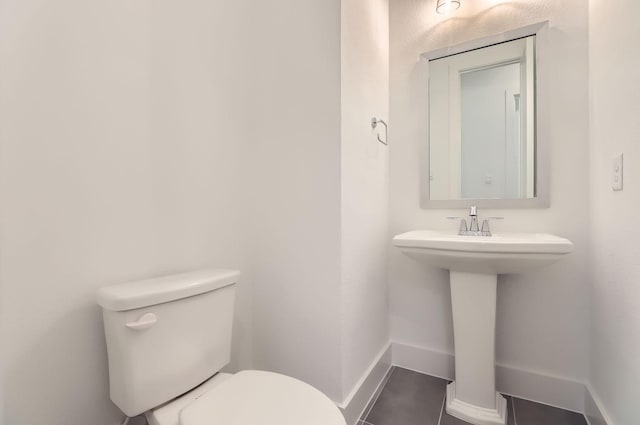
[446,271,507,425]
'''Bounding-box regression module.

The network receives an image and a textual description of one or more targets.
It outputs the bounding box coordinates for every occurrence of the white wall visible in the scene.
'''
[0,1,393,422]
[247,0,345,402]
[588,1,640,424]
[0,1,253,424]
[340,0,390,401]
[389,0,590,383]
[248,0,393,406]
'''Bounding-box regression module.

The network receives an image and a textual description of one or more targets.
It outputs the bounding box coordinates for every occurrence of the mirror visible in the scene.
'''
[421,23,549,208]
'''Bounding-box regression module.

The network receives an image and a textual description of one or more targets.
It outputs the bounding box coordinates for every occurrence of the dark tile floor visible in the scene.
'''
[359,367,588,425]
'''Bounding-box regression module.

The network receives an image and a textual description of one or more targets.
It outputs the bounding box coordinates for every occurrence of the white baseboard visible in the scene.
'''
[338,344,392,425]
[391,341,454,380]
[391,341,587,414]
[336,342,615,425]
[496,363,586,414]
[584,384,614,425]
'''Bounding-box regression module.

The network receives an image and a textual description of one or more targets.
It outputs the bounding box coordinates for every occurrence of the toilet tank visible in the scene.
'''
[97,269,238,417]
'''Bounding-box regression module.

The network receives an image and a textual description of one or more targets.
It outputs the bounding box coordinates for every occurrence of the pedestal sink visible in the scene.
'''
[392,230,573,425]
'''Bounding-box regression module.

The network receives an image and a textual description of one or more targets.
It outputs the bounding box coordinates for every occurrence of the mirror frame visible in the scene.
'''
[420,22,550,209]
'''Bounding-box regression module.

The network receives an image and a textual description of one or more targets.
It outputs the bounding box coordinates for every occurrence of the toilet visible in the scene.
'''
[97,268,346,425]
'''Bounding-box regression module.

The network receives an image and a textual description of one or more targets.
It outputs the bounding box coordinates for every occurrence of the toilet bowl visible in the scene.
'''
[146,371,344,425]
[97,269,345,425]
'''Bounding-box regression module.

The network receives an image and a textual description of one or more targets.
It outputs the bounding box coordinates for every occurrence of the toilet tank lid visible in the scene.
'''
[96,268,239,312]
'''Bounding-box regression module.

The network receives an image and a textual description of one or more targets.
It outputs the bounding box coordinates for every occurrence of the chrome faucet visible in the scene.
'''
[448,206,503,236]
[469,205,479,233]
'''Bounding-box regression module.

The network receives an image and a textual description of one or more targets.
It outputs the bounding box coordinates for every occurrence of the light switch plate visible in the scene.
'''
[612,153,623,191]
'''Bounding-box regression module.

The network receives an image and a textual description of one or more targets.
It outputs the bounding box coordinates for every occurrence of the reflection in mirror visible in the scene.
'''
[428,36,536,201]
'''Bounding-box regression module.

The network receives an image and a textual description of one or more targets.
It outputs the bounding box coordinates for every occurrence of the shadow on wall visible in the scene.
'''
[2,304,134,425]
[417,2,546,45]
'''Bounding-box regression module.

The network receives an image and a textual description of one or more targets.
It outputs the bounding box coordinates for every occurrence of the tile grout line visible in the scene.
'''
[361,366,397,422]
[436,392,447,425]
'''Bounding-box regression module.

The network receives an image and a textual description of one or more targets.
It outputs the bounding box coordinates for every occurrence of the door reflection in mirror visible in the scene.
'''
[428,35,536,201]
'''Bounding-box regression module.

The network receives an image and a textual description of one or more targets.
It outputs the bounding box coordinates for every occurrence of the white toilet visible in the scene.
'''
[97,268,346,425]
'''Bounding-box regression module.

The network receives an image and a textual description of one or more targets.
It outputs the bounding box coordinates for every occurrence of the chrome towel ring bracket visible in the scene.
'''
[371,117,388,145]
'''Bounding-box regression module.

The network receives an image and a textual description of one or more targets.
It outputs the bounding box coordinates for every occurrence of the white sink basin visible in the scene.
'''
[393,230,573,274]
[392,229,573,425]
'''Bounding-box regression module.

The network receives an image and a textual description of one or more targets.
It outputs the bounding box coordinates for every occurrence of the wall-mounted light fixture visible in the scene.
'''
[436,0,461,14]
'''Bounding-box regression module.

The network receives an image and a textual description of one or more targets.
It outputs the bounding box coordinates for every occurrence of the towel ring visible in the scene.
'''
[371,117,388,145]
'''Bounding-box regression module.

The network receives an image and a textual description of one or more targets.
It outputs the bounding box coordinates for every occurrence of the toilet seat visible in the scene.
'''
[179,370,346,425]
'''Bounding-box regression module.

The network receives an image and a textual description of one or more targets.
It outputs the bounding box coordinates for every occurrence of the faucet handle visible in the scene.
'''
[481,217,504,236]
[447,217,468,234]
